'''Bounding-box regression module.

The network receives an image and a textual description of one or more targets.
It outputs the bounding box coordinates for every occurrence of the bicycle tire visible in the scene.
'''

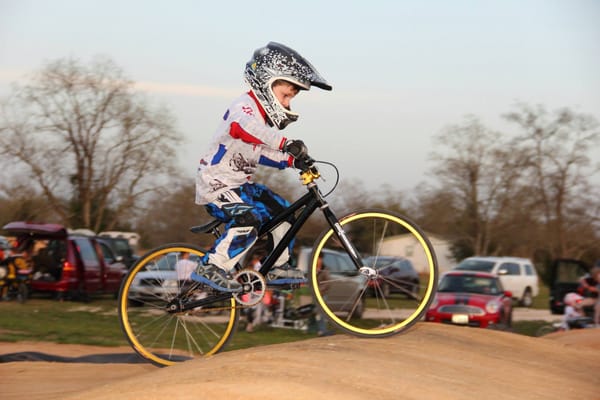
[310,209,438,337]
[118,243,239,366]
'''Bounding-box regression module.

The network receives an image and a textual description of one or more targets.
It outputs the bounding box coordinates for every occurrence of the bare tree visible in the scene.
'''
[424,106,600,267]
[504,104,600,259]
[0,175,59,224]
[135,178,212,250]
[429,115,530,257]
[0,56,182,231]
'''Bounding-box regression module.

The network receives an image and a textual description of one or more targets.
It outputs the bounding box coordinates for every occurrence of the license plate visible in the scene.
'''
[451,314,469,324]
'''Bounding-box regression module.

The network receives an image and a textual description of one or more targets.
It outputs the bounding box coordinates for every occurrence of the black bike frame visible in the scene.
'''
[172,180,363,313]
[256,182,363,277]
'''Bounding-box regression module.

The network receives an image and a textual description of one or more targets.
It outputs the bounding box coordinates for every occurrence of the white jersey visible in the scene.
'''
[195,92,293,204]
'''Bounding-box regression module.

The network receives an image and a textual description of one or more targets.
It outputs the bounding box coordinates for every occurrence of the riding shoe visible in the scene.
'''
[267,264,306,282]
[190,264,242,293]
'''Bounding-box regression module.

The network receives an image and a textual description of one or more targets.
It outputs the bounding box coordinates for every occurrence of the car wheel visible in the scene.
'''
[488,313,510,331]
[409,282,419,299]
[350,297,365,319]
[520,288,533,307]
[498,310,512,330]
[381,282,390,298]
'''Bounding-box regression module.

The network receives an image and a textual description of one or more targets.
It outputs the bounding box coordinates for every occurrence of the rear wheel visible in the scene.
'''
[520,288,533,307]
[118,243,239,366]
[380,282,391,298]
[310,210,438,337]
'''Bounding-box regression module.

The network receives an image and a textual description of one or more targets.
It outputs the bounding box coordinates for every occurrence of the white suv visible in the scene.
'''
[453,256,539,307]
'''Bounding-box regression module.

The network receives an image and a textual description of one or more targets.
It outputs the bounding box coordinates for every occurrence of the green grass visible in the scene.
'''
[0,283,554,351]
[512,320,554,337]
[0,298,128,346]
[228,324,318,351]
[0,296,319,351]
[531,282,550,309]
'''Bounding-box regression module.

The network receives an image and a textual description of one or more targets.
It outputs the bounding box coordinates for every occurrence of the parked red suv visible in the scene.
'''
[2,221,127,300]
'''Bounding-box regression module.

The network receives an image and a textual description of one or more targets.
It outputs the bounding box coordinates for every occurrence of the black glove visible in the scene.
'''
[293,156,314,171]
[284,139,308,159]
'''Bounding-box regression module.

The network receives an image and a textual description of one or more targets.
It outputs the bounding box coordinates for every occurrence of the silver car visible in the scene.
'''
[127,252,200,304]
[296,247,367,318]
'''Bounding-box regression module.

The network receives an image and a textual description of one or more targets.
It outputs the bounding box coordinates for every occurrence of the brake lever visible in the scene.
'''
[299,157,321,185]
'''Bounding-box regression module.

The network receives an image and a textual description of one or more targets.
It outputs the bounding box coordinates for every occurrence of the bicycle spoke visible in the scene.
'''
[118,244,239,366]
[310,210,438,337]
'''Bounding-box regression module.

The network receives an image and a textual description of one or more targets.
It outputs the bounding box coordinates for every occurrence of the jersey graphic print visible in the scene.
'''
[229,153,256,174]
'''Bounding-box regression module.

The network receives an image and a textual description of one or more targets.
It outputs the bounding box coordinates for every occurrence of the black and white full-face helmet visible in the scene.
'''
[244,42,332,129]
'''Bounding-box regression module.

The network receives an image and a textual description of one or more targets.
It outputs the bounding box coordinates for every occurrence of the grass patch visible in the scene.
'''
[512,320,554,337]
[0,284,554,350]
[0,297,320,351]
[0,298,128,346]
[530,283,550,309]
[227,324,317,351]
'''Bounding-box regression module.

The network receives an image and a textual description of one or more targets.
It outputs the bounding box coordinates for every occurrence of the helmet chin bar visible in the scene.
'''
[249,79,300,130]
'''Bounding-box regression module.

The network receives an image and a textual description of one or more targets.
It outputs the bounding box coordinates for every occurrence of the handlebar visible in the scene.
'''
[289,154,339,196]
[297,155,320,185]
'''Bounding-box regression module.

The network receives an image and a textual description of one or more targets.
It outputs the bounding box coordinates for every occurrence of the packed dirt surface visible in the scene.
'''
[1,323,598,400]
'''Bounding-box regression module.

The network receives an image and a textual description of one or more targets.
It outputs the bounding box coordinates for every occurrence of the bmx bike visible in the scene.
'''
[118,156,439,366]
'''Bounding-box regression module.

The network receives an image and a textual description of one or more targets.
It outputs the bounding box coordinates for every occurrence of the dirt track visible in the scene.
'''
[1,323,599,400]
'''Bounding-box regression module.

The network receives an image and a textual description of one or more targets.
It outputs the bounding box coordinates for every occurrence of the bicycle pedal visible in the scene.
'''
[190,272,242,293]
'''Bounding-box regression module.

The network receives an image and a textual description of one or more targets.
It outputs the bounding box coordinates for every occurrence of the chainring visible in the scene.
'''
[233,268,267,307]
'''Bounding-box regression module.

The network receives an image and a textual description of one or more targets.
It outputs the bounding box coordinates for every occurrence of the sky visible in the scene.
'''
[1,0,599,193]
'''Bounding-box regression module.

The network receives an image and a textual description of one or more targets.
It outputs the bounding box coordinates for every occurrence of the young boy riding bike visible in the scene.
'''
[191,42,332,292]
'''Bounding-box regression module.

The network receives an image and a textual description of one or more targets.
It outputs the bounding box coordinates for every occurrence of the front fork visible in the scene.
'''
[320,206,369,273]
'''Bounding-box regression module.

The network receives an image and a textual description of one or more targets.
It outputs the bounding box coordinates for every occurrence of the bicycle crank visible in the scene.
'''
[233,268,267,307]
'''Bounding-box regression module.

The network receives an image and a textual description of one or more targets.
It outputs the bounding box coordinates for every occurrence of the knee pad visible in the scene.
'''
[233,211,260,228]
[222,203,260,229]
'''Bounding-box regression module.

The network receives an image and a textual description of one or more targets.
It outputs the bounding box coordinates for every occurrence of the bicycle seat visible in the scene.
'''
[190,220,222,234]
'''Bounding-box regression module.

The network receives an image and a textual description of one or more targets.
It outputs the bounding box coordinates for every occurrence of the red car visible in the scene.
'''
[2,221,127,300]
[425,271,513,329]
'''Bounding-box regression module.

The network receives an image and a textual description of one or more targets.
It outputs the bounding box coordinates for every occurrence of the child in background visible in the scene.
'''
[561,292,584,330]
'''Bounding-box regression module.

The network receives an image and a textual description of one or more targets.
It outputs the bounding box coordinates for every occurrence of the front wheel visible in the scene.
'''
[520,288,533,307]
[310,210,438,337]
[118,243,239,366]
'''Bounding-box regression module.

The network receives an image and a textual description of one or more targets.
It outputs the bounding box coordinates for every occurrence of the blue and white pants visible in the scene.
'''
[202,183,292,272]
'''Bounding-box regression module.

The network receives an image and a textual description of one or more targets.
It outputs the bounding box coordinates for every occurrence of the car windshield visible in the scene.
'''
[454,259,495,273]
[112,239,132,257]
[438,274,502,295]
